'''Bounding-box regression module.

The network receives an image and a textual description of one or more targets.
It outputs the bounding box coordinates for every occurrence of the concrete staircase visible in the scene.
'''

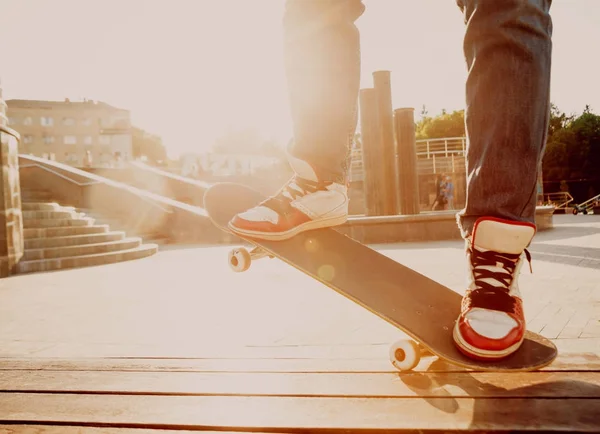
[19,191,158,274]
[77,208,170,246]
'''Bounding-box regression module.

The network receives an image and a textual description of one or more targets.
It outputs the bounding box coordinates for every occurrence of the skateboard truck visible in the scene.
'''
[228,246,274,272]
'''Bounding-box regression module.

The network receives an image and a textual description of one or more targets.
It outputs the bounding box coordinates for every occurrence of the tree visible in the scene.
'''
[569,107,600,178]
[415,109,465,140]
[542,104,600,202]
[131,127,167,165]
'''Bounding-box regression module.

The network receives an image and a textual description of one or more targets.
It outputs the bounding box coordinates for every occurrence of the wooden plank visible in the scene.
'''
[1,344,598,373]
[0,393,598,432]
[1,370,600,399]
[0,426,259,434]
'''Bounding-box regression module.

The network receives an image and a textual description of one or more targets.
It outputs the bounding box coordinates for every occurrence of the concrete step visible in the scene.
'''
[23,237,142,261]
[23,217,95,229]
[22,210,82,220]
[76,210,165,242]
[16,244,159,274]
[24,225,110,239]
[24,231,126,249]
[22,202,65,211]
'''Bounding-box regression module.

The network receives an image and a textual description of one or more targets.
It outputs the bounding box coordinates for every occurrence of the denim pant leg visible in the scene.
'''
[455,0,553,238]
[283,0,365,183]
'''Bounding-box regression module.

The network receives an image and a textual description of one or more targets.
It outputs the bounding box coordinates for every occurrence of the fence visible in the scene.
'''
[350,136,467,181]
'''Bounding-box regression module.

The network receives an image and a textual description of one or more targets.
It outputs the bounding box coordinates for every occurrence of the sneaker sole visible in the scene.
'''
[452,322,524,360]
[228,214,348,241]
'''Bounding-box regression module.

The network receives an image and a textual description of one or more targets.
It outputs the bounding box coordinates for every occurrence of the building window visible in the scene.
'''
[23,117,33,125]
[83,136,93,145]
[41,116,54,127]
[63,117,75,126]
[99,135,111,145]
[81,118,91,126]
[8,117,18,126]
[23,135,34,144]
[64,135,77,145]
[42,136,55,145]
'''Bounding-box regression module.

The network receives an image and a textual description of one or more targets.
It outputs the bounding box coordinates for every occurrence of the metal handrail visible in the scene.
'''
[130,161,213,189]
[20,163,100,187]
[19,160,174,214]
[574,193,600,210]
[544,192,574,209]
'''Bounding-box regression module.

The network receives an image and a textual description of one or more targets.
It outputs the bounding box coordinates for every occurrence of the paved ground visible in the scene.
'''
[0,214,599,359]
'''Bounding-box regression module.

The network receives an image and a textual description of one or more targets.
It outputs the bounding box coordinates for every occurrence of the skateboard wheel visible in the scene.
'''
[389,339,421,371]
[228,247,251,272]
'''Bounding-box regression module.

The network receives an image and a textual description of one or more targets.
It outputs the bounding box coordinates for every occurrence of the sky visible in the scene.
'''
[1,0,598,158]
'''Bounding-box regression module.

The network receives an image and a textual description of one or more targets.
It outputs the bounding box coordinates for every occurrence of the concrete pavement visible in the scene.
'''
[0,214,598,360]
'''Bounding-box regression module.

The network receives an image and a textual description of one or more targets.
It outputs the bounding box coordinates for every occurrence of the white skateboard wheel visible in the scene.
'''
[389,339,421,371]
[228,247,251,272]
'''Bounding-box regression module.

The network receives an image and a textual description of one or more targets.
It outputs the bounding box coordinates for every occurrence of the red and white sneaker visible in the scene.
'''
[228,157,348,241]
[453,217,535,360]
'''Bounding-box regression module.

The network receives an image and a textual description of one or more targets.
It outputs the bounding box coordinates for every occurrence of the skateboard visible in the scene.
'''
[203,182,558,372]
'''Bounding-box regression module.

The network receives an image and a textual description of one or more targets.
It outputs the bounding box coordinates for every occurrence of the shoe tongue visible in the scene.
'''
[472,218,535,255]
[287,154,319,182]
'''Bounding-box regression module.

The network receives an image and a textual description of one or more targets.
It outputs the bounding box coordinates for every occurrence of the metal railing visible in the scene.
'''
[544,192,574,210]
[19,159,175,215]
[20,163,100,187]
[572,193,600,214]
[351,137,466,163]
[416,137,466,159]
[349,137,467,180]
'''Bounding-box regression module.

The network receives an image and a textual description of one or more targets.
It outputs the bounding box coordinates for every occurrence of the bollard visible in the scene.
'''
[394,108,420,215]
[373,71,398,215]
[358,88,385,216]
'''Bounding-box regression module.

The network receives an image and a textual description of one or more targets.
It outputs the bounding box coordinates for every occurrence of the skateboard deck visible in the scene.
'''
[203,182,557,372]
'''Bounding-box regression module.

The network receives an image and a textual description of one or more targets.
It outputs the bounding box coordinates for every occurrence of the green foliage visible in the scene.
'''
[542,104,600,184]
[415,108,465,140]
[132,126,167,164]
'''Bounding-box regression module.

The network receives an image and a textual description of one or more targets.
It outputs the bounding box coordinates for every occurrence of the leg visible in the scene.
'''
[228,0,365,240]
[456,0,553,237]
[453,0,553,360]
[284,0,365,183]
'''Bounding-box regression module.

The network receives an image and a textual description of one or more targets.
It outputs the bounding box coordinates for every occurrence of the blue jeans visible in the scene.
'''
[283,0,553,237]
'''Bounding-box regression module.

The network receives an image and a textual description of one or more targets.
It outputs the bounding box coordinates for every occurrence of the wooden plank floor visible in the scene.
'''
[1,340,599,433]
[1,216,600,432]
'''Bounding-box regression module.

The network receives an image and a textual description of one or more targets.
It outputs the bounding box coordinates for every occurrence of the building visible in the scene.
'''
[6,98,132,167]
[0,82,7,128]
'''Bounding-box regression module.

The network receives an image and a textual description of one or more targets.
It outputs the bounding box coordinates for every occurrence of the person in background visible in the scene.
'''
[431,173,446,211]
[445,175,454,210]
